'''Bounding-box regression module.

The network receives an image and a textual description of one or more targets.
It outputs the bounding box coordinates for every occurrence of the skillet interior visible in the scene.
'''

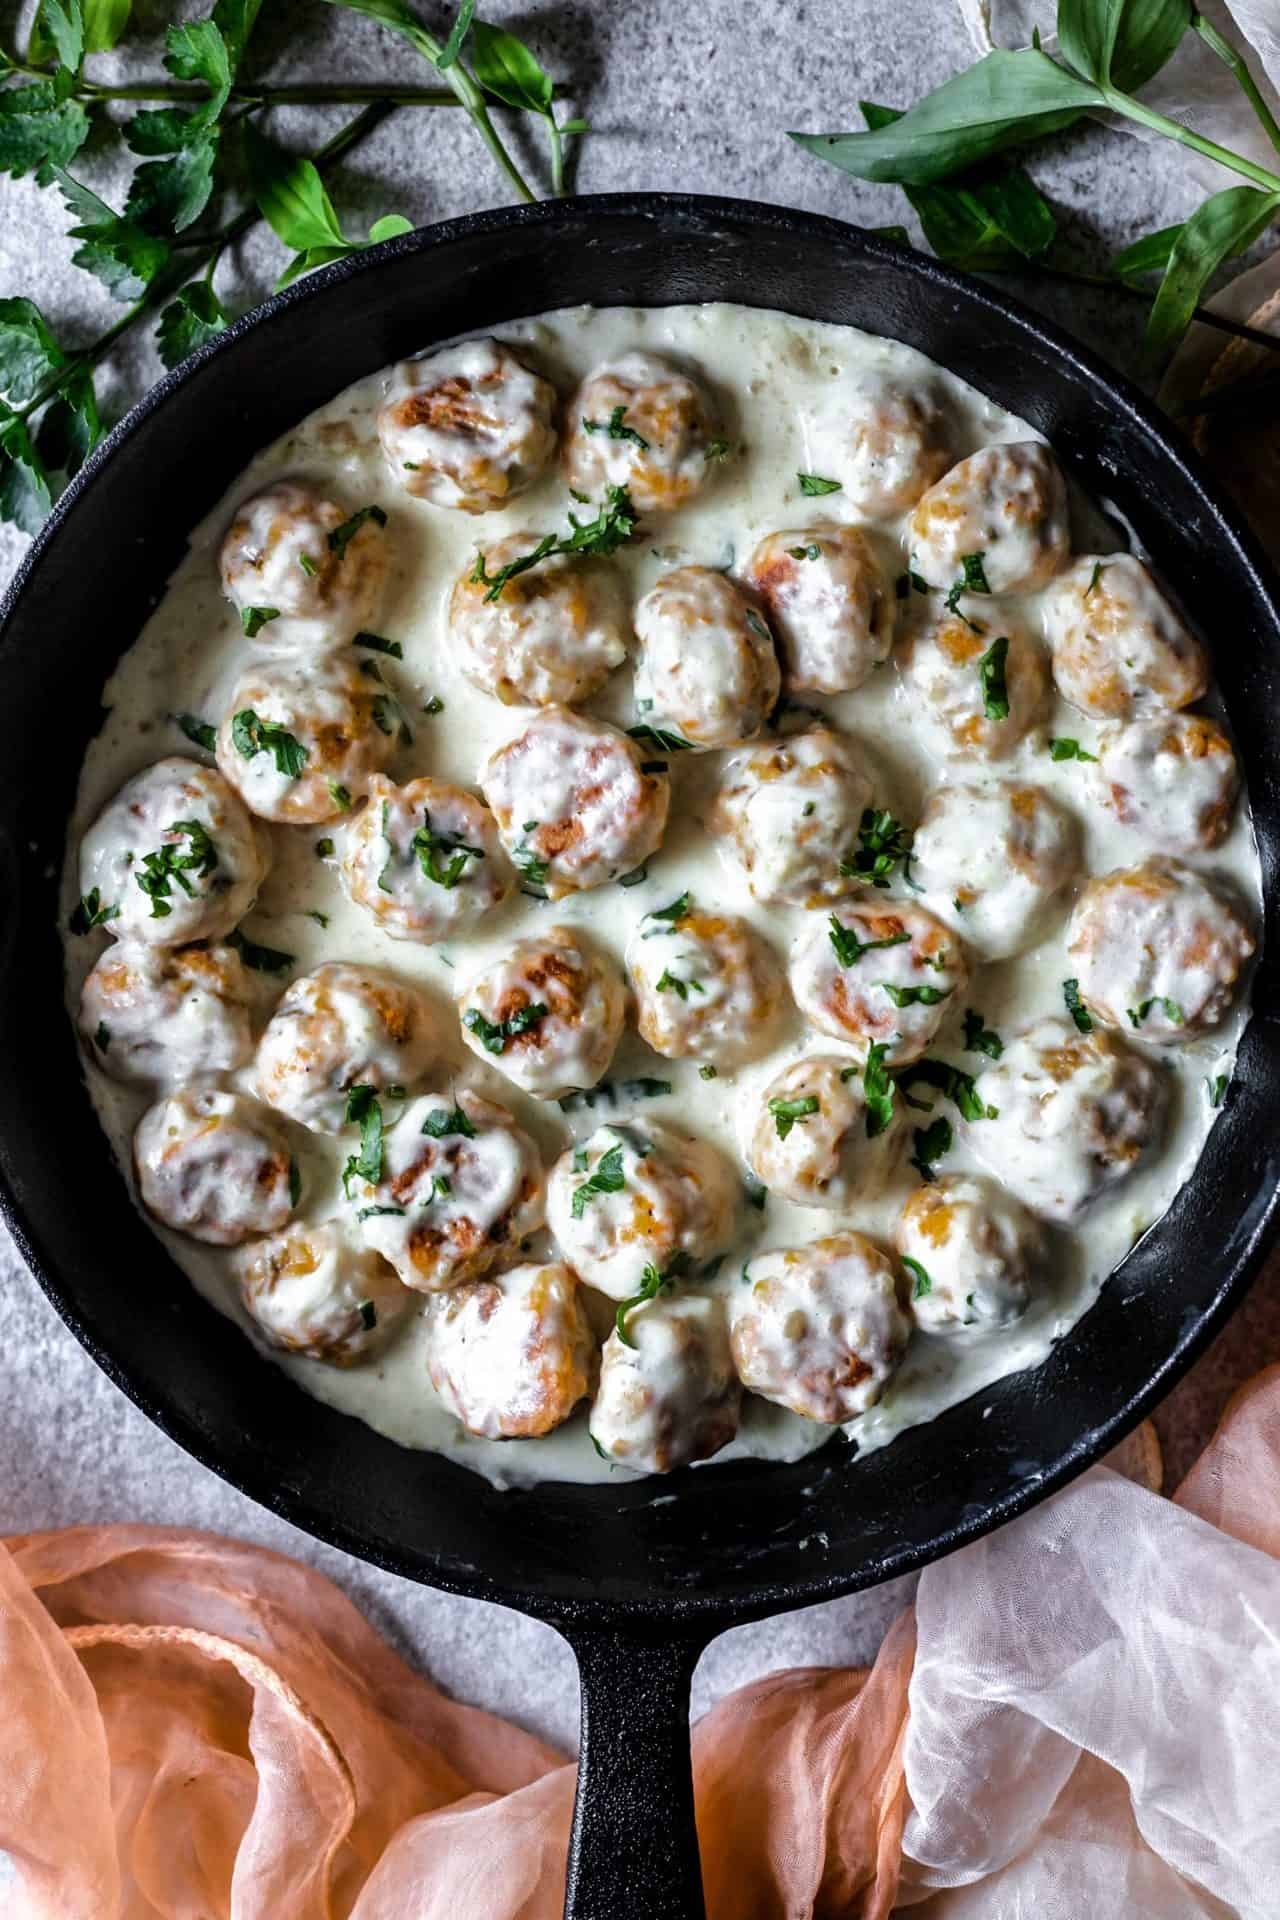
[2,194,1278,1629]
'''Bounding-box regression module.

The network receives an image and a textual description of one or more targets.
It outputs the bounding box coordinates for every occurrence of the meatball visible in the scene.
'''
[215,656,396,827]
[348,1089,544,1294]
[219,481,388,650]
[134,1087,296,1246]
[729,1231,910,1424]
[808,372,952,518]
[563,351,720,513]
[745,1054,897,1209]
[377,337,557,513]
[235,1221,411,1364]
[77,757,267,948]
[589,1294,741,1473]
[963,1017,1167,1221]
[449,538,628,707]
[626,897,785,1069]
[339,774,513,944]
[255,962,439,1133]
[895,1174,1042,1335]
[1066,859,1255,1043]
[1092,713,1240,856]
[744,524,893,694]
[632,567,780,750]
[790,896,967,1066]
[908,440,1069,597]
[898,613,1050,761]
[457,926,625,1098]
[546,1121,737,1303]
[425,1260,594,1439]
[911,782,1079,960]
[78,942,254,1085]
[480,707,670,899]
[708,726,875,907]
[1044,554,1208,721]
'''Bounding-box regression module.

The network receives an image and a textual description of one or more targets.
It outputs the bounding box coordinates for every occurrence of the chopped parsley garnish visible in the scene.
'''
[371,690,411,742]
[769,1094,819,1139]
[700,1065,718,1080]
[1063,978,1093,1033]
[898,1058,997,1123]
[571,1140,626,1219]
[306,910,329,928]
[241,605,280,639]
[618,864,649,888]
[901,1255,932,1299]
[655,968,704,1000]
[1049,737,1098,763]
[863,1041,895,1138]
[828,914,910,968]
[1085,560,1105,597]
[945,550,991,615]
[909,1115,952,1181]
[627,722,691,753]
[1128,997,1184,1028]
[470,485,639,602]
[880,981,953,1009]
[421,1104,476,1140]
[423,695,445,715]
[177,712,216,751]
[328,504,387,561]
[412,810,485,890]
[514,846,550,894]
[357,1205,404,1221]
[644,893,690,931]
[797,471,841,496]
[342,1084,386,1194]
[557,1078,672,1112]
[978,634,1011,721]
[895,569,929,598]
[93,1021,110,1052]
[228,928,294,973]
[298,552,319,577]
[704,438,731,463]
[315,838,335,859]
[788,542,822,561]
[232,708,309,779]
[327,782,352,812]
[354,630,402,658]
[1207,1074,1229,1108]
[962,1010,1003,1059]
[464,1002,548,1055]
[70,888,119,935]
[615,1251,692,1347]
[134,820,218,918]
[582,404,649,448]
[840,808,917,890]
[358,1299,378,1331]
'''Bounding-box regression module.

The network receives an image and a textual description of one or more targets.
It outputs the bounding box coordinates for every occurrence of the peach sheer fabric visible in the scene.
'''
[2,1367,1278,1919]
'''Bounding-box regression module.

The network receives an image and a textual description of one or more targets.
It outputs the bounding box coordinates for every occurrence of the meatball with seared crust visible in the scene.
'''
[215,656,396,826]
[79,941,255,1084]
[626,895,785,1069]
[255,962,438,1133]
[339,774,513,944]
[745,1054,898,1209]
[547,1121,737,1303]
[425,1261,595,1439]
[729,1231,910,1424]
[1066,859,1255,1044]
[790,895,967,1067]
[134,1087,296,1246]
[563,350,720,513]
[898,613,1050,761]
[745,524,893,694]
[963,1017,1167,1222]
[808,371,952,518]
[708,726,875,907]
[911,781,1079,960]
[480,707,670,899]
[378,337,557,513]
[235,1221,411,1364]
[77,757,267,948]
[457,926,625,1099]
[1044,554,1208,721]
[348,1088,544,1294]
[449,538,629,708]
[219,481,388,651]
[1092,712,1240,856]
[633,566,780,750]
[908,440,1069,597]
[895,1175,1043,1335]
[589,1293,741,1473]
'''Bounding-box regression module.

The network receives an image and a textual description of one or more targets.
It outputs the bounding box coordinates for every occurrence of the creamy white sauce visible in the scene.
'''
[61,303,1260,1488]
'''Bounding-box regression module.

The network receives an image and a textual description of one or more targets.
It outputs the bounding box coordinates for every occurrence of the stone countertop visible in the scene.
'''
[2,0,1276,1753]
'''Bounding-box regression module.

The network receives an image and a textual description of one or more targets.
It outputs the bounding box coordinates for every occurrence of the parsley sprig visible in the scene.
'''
[840,808,918,890]
[134,818,218,918]
[828,914,910,968]
[232,707,308,779]
[470,485,639,602]
[463,1001,547,1054]
[614,1250,693,1347]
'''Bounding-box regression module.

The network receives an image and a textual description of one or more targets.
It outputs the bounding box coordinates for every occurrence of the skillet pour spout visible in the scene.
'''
[2,195,1279,1917]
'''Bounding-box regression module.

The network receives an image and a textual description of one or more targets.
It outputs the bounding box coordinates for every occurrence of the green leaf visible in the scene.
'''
[0,409,53,534]
[0,84,90,180]
[470,18,554,114]
[36,0,85,76]
[247,122,347,253]
[1110,222,1183,281]
[792,49,1100,187]
[156,283,228,368]
[1058,0,1191,93]
[165,18,232,96]
[211,0,264,69]
[0,298,65,405]
[276,245,354,288]
[318,0,438,63]
[860,103,1056,268]
[368,212,412,241]
[34,365,100,479]
[82,0,131,53]
[54,169,171,300]
[126,137,219,233]
[1145,185,1280,361]
[436,0,474,68]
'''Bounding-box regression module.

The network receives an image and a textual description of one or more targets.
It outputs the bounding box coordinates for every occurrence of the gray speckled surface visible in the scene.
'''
[1,0,1276,1753]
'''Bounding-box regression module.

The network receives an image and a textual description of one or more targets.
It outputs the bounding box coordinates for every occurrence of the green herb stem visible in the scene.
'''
[1100,84,1280,196]
[1192,11,1280,160]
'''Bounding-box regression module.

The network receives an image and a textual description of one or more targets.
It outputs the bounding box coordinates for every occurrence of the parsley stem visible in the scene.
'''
[1192,11,1280,161]
[1100,84,1280,195]
[547,113,566,198]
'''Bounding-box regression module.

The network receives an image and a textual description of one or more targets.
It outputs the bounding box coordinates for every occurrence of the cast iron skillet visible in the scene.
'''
[2,195,1279,1917]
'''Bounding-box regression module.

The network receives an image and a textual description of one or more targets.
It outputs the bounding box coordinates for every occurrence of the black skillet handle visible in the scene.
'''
[559,1620,710,1920]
